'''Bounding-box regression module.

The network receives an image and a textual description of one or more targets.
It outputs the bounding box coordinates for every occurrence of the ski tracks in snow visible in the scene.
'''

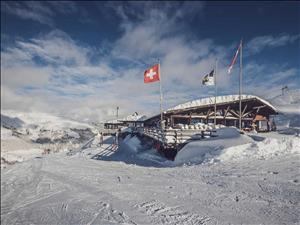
[1,157,136,225]
[134,200,213,225]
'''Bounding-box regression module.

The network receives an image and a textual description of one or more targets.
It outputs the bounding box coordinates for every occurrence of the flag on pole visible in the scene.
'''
[144,64,160,83]
[202,69,215,86]
[228,40,242,74]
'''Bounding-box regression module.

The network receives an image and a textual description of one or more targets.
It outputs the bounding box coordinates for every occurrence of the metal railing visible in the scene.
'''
[141,127,216,147]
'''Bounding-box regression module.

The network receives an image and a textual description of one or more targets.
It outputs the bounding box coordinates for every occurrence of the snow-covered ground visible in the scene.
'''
[1,90,300,225]
[1,127,43,164]
[1,125,300,224]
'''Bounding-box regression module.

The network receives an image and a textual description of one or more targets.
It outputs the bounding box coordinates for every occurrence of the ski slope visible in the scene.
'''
[1,90,300,225]
[1,130,300,225]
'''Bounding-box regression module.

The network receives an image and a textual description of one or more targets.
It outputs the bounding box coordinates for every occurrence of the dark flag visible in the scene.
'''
[202,69,215,86]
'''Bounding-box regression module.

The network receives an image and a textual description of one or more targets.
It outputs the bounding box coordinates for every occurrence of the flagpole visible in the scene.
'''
[239,40,243,130]
[158,59,163,129]
[214,59,218,127]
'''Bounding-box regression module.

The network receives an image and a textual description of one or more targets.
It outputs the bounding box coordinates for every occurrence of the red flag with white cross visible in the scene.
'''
[144,64,160,83]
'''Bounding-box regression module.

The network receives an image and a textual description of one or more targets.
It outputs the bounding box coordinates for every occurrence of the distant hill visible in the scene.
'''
[268,89,300,113]
[267,89,300,129]
[1,114,24,129]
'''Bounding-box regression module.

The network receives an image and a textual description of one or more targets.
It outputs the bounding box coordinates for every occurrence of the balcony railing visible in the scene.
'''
[141,127,216,147]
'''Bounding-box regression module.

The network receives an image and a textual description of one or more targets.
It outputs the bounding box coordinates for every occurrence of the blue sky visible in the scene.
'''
[1,1,299,122]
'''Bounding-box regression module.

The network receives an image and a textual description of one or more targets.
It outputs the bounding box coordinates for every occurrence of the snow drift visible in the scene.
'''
[122,134,142,153]
[174,127,253,165]
[174,127,300,165]
[269,89,300,129]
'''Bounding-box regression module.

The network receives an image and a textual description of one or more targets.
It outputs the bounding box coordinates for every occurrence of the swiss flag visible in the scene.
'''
[144,64,160,83]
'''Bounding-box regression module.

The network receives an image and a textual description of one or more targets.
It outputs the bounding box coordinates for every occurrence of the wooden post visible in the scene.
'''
[224,106,230,125]
[239,40,243,130]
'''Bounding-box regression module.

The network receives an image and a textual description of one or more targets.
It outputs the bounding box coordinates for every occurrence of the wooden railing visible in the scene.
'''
[102,128,119,135]
[141,127,216,147]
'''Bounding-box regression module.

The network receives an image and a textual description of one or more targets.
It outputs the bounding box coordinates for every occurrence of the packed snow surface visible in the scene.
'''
[174,127,254,165]
[175,127,300,165]
[1,100,300,224]
[1,127,43,163]
[2,128,300,224]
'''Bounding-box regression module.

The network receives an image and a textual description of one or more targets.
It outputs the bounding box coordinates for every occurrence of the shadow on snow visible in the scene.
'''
[91,136,170,168]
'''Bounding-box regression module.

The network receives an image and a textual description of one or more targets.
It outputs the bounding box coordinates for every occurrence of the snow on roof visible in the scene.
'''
[105,113,147,123]
[168,95,277,112]
[105,119,123,124]
[119,114,147,122]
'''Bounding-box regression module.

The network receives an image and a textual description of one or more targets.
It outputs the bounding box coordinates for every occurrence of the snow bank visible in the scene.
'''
[1,127,14,140]
[66,129,80,139]
[122,135,141,153]
[175,127,300,165]
[1,127,43,166]
[2,148,43,164]
[174,127,253,165]
[217,136,300,162]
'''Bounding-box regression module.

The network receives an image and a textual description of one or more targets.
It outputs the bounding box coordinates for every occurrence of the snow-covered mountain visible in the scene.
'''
[268,89,300,114]
[1,110,98,166]
[268,89,300,129]
[1,110,94,130]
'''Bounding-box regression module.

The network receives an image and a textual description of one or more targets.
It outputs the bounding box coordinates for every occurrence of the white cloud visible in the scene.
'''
[103,1,204,23]
[1,66,51,88]
[1,4,299,122]
[2,1,54,26]
[1,1,90,26]
[246,34,300,55]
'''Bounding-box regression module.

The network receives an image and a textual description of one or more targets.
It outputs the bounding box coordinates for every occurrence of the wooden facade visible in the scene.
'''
[143,96,277,132]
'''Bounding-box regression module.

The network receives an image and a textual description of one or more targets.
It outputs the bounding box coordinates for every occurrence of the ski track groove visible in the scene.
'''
[135,200,212,225]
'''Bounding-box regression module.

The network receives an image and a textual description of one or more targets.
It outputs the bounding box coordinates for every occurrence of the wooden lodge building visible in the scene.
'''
[103,95,277,157]
[103,113,146,133]
[143,95,278,132]
[103,95,277,134]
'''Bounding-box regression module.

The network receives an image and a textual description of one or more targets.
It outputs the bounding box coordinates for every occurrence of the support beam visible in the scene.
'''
[229,110,240,118]
[254,105,266,114]
[223,106,230,118]
[243,110,254,118]
[242,104,248,117]
[253,105,266,110]
[206,109,211,123]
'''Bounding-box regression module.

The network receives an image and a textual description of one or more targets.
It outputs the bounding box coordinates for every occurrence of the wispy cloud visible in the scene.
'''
[246,34,300,55]
[1,2,299,122]
[102,1,204,23]
[2,1,54,26]
[1,1,90,26]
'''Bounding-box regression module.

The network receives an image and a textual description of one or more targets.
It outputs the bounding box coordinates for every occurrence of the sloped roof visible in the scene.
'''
[144,95,277,122]
[119,114,147,122]
[104,119,123,124]
[105,113,147,124]
[168,95,277,112]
